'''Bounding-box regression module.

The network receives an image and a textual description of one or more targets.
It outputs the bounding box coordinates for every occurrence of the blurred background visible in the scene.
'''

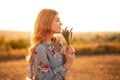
[0,0,120,80]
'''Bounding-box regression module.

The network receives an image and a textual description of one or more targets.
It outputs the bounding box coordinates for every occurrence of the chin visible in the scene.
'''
[56,32,61,33]
[55,31,61,33]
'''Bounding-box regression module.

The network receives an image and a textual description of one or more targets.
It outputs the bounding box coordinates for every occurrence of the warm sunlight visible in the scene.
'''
[0,1,120,80]
[0,0,120,32]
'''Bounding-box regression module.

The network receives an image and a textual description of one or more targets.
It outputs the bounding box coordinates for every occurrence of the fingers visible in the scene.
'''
[70,53,76,58]
[66,46,75,55]
[66,51,76,58]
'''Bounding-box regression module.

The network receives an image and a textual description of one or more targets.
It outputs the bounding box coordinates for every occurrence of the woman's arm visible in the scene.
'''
[34,45,67,80]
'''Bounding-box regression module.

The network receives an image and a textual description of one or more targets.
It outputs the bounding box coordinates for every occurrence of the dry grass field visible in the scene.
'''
[0,30,120,80]
[0,54,120,80]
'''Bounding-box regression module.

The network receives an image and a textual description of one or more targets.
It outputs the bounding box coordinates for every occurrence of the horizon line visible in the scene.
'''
[0,29,120,33]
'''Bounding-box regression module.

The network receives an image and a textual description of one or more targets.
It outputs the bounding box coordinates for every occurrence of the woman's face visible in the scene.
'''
[51,14,62,33]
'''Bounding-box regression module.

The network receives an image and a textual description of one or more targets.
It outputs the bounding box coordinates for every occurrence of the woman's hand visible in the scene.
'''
[65,45,75,55]
[64,45,76,70]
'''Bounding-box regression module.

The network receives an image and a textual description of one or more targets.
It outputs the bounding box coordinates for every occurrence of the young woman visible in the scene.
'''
[26,8,76,80]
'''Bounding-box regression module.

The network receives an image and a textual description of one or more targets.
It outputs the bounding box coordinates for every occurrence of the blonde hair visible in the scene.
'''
[27,9,58,63]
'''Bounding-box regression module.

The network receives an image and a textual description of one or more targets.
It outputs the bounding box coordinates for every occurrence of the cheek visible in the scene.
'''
[53,22,58,27]
[52,22,58,29]
[51,23,60,33]
[51,23,56,31]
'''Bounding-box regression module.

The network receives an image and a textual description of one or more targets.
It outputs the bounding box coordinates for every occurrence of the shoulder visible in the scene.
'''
[35,43,47,52]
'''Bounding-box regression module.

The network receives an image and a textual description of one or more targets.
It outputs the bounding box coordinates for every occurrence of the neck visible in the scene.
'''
[43,33,53,45]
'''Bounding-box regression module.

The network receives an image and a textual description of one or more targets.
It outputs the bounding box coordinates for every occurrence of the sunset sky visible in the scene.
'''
[0,0,120,32]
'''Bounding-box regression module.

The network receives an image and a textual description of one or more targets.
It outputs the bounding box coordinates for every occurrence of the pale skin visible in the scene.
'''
[44,14,76,70]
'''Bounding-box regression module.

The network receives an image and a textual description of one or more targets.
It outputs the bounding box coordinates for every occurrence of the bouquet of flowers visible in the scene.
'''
[62,27,73,45]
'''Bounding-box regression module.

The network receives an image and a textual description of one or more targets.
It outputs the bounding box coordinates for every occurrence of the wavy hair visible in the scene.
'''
[26,9,58,63]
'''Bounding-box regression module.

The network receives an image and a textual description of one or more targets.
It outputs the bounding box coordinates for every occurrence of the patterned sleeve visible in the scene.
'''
[34,45,67,80]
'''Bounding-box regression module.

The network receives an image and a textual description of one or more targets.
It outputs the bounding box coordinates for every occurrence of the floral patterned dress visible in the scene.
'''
[27,41,67,80]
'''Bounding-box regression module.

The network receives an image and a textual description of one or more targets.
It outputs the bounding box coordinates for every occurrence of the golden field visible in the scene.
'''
[0,55,120,80]
[0,30,120,80]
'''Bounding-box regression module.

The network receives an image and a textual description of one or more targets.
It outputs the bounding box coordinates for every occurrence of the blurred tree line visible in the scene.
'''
[0,36,29,49]
[0,32,120,50]
[0,36,30,61]
[70,33,120,55]
[72,33,120,43]
[0,32,120,61]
